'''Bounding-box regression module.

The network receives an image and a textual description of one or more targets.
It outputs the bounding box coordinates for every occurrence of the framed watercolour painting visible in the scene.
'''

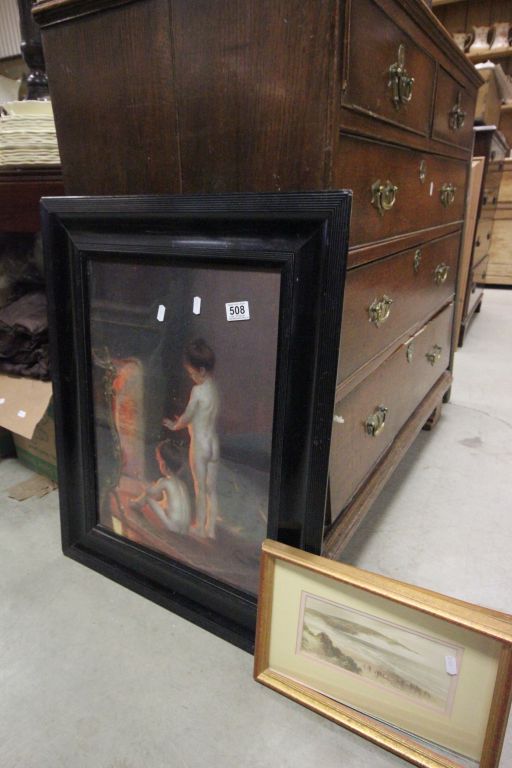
[41,191,351,650]
[255,540,512,768]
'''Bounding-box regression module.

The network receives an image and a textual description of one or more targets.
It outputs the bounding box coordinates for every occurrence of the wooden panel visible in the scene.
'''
[324,372,452,556]
[433,4,468,33]
[338,231,460,382]
[499,106,512,147]
[432,66,475,147]
[341,0,436,137]
[330,304,453,518]
[485,217,512,283]
[0,170,64,232]
[474,253,490,280]
[454,157,485,347]
[473,217,494,264]
[171,0,336,193]
[484,264,512,283]
[466,1,493,27]
[42,0,182,195]
[482,172,502,212]
[498,158,512,202]
[334,135,468,246]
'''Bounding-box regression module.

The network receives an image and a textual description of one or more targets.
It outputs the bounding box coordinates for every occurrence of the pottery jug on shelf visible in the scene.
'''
[453,31,472,52]
[468,25,493,54]
[490,22,511,51]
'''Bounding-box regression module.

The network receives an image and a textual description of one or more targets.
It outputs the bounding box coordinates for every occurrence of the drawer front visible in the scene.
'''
[432,67,475,149]
[474,255,489,282]
[490,136,508,163]
[335,136,467,247]
[330,304,453,518]
[472,219,493,265]
[498,161,512,203]
[488,218,512,266]
[341,0,435,137]
[481,181,500,216]
[338,231,460,382]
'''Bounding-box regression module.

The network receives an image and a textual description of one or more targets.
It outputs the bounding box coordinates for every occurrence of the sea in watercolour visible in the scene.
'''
[298,594,462,713]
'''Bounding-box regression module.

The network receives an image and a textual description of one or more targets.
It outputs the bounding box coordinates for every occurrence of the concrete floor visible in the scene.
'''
[0,289,511,768]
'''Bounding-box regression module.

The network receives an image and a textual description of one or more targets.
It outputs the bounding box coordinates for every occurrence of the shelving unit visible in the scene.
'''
[467,48,512,62]
[433,0,512,74]
[433,1,512,144]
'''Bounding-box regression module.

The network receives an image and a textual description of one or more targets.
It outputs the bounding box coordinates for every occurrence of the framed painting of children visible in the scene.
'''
[42,191,351,650]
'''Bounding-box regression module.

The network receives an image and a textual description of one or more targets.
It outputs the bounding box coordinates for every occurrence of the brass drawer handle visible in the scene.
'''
[388,44,414,110]
[440,182,456,207]
[365,405,388,437]
[449,92,466,131]
[406,341,415,363]
[371,179,398,216]
[368,295,393,326]
[426,344,442,366]
[434,262,450,285]
[413,248,422,273]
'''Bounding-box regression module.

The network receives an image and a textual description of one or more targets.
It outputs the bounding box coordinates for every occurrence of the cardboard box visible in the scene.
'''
[0,374,56,482]
[12,402,57,483]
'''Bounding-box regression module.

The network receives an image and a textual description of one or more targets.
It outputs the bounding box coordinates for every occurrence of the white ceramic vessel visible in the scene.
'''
[490,22,511,51]
[469,25,492,54]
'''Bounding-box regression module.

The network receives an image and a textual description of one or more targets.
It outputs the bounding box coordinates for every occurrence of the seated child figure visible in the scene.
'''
[163,338,220,539]
[130,440,191,535]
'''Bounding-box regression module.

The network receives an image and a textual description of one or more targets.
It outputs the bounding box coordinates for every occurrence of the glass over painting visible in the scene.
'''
[88,257,281,594]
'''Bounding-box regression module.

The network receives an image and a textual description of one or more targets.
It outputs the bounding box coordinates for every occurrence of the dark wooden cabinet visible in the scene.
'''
[0,167,63,232]
[34,0,480,556]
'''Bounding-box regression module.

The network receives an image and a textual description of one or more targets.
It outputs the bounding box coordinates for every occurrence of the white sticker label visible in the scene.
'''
[445,655,458,676]
[429,181,434,196]
[157,305,166,322]
[17,410,27,419]
[226,301,250,322]
[193,296,201,315]
[0,398,5,405]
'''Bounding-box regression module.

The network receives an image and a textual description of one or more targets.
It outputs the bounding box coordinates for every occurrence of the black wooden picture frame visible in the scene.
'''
[41,191,351,651]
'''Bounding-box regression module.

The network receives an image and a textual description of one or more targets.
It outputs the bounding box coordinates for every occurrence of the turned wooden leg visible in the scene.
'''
[423,403,443,431]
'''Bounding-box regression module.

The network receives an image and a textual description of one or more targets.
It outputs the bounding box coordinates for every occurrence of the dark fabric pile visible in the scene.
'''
[0,234,49,380]
[0,291,49,379]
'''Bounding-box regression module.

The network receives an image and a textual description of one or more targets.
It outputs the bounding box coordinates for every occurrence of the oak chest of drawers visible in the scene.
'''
[482,157,512,287]
[34,0,480,557]
[459,126,509,344]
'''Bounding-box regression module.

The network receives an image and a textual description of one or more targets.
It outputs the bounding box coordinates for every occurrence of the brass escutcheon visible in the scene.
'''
[413,248,422,273]
[371,179,398,216]
[388,44,414,110]
[419,160,427,184]
[365,405,388,437]
[449,92,467,131]
[368,295,393,326]
[426,344,442,366]
[434,263,450,285]
[440,183,456,207]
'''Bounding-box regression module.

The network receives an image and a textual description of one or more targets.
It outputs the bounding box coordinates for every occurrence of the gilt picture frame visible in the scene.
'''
[255,540,512,767]
[41,191,351,650]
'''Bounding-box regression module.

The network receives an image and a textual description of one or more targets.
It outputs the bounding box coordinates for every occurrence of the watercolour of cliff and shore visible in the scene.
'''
[298,593,463,714]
